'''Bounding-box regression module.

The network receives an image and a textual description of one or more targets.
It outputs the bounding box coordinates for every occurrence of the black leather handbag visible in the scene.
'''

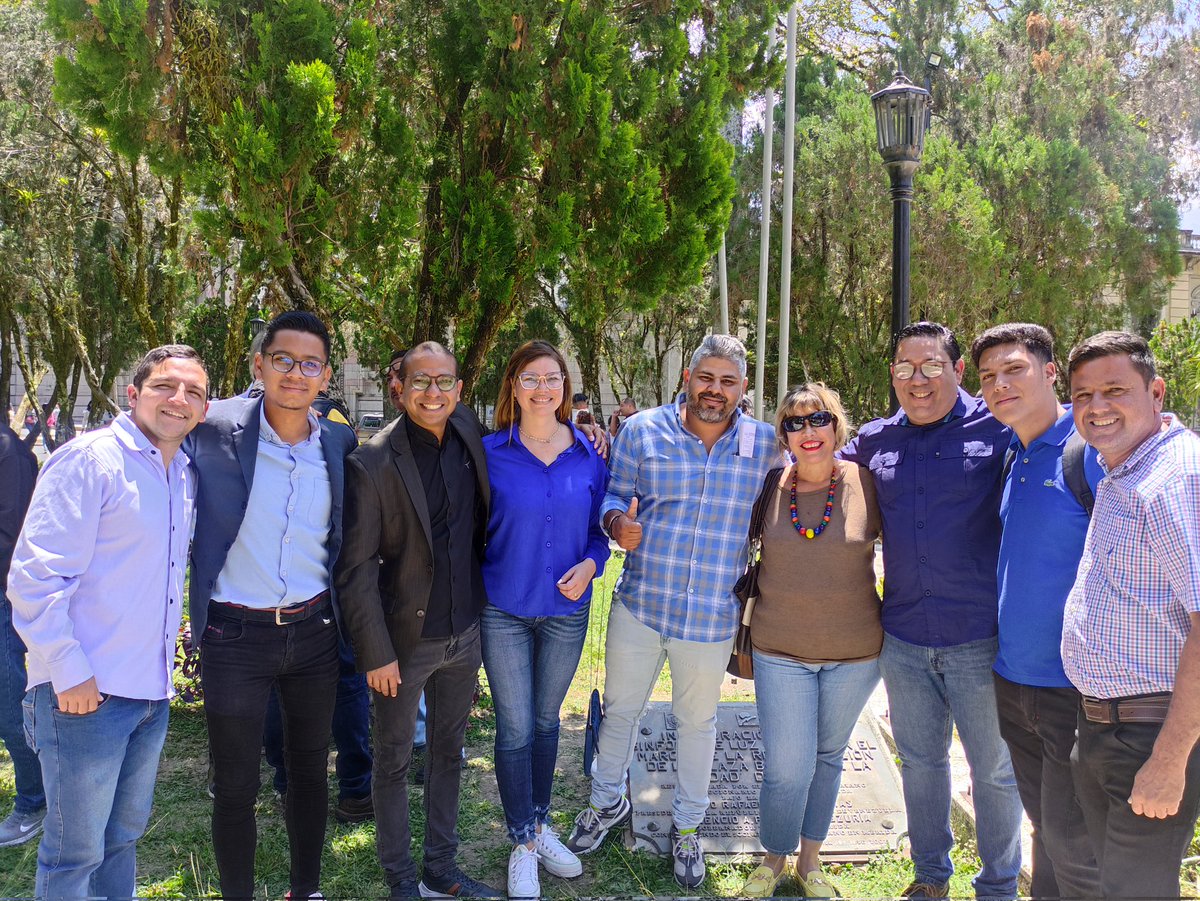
[727,467,782,680]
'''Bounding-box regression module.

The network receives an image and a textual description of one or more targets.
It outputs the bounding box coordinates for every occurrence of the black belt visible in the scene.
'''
[1081,692,1172,725]
[211,591,331,626]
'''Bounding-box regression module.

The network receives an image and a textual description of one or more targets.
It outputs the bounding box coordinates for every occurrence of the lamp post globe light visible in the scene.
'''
[871,69,931,356]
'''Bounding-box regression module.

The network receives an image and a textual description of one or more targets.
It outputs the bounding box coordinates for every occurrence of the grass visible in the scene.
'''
[11,552,1196,897]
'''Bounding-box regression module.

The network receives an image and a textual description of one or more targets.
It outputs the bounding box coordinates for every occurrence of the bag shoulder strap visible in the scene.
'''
[747,467,784,543]
[1062,431,1094,516]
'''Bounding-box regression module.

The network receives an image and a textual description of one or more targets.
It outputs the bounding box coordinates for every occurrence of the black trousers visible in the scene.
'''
[1073,709,1200,900]
[993,674,1100,898]
[201,604,340,899]
[373,620,481,888]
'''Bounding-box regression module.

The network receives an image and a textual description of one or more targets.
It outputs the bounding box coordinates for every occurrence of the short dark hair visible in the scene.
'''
[262,311,331,359]
[132,344,207,390]
[402,341,458,377]
[1067,331,1157,385]
[572,392,589,404]
[893,321,961,363]
[970,323,1054,369]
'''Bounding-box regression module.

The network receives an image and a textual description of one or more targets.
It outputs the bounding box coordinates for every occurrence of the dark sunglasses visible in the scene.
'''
[782,411,836,432]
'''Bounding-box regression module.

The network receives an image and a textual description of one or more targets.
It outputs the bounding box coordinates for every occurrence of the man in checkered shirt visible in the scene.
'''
[1062,330,1200,899]
[563,334,778,889]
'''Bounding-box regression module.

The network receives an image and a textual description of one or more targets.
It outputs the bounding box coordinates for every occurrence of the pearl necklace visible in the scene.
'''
[790,466,838,539]
[520,424,560,444]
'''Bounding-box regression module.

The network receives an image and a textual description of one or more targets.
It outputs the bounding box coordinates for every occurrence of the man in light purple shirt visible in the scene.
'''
[7,344,208,898]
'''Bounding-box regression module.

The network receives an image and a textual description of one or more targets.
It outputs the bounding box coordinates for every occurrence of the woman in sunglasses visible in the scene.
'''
[480,340,610,899]
[740,383,883,900]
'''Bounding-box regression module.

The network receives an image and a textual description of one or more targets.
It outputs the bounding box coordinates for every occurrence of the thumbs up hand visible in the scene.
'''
[609,497,643,551]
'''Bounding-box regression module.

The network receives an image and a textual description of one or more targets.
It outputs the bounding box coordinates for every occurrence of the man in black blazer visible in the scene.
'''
[187,311,357,900]
[336,341,501,900]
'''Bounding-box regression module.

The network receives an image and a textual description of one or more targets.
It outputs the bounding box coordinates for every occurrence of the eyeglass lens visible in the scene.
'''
[269,353,325,377]
[892,361,946,380]
[518,372,565,389]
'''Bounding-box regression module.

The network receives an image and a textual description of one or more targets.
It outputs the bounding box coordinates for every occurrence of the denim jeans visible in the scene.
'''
[481,603,590,843]
[201,604,340,899]
[264,637,372,799]
[373,621,481,888]
[879,633,1022,899]
[1,592,43,814]
[590,601,733,830]
[22,683,169,898]
[752,650,880,853]
[993,675,1099,899]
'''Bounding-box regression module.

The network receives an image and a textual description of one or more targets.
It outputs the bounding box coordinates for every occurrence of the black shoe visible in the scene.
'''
[334,794,374,823]
[419,866,503,899]
[410,744,426,785]
[390,878,421,899]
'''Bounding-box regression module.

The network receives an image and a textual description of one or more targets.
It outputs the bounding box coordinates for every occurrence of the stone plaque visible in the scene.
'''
[627,701,906,858]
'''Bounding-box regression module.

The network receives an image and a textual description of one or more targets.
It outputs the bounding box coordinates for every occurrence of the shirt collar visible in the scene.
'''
[672,394,743,444]
[1010,406,1075,453]
[258,406,321,448]
[897,387,970,428]
[110,411,192,469]
[1104,412,1184,476]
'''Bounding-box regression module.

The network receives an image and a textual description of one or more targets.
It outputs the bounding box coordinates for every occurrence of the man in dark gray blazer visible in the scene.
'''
[336,341,501,900]
[187,311,357,900]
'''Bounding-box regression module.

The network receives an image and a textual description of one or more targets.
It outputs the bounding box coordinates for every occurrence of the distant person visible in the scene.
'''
[0,415,43,848]
[481,341,609,898]
[972,324,1102,899]
[738,383,882,899]
[8,345,208,896]
[607,397,637,438]
[571,392,589,417]
[574,410,595,428]
[565,335,778,890]
[1062,331,1200,899]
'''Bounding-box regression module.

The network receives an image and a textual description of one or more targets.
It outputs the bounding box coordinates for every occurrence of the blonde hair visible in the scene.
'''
[774,382,852,453]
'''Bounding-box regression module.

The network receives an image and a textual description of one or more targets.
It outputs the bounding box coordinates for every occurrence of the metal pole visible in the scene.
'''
[777,3,797,406]
[887,161,917,415]
[754,24,776,420]
[718,233,729,333]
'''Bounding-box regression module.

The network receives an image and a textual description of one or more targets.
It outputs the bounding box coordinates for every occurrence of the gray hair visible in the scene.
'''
[688,334,748,378]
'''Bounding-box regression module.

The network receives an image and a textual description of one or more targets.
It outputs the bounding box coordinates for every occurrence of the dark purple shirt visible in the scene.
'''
[839,389,1008,647]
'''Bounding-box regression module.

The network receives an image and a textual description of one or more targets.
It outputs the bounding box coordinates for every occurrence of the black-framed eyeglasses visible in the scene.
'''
[406,373,458,392]
[266,352,326,378]
[517,371,565,391]
[891,360,948,380]
[782,411,836,432]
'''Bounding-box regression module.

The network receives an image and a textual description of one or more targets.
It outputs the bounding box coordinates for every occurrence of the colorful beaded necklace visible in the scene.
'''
[790,466,839,539]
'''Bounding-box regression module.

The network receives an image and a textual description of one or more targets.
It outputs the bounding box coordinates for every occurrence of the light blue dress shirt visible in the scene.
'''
[7,413,195,700]
[212,409,331,607]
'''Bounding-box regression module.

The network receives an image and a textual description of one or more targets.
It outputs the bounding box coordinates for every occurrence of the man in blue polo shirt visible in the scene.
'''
[972,323,1102,899]
[840,321,1022,900]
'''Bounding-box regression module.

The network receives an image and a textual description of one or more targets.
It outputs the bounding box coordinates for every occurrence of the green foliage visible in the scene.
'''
[1150,318,1200,427]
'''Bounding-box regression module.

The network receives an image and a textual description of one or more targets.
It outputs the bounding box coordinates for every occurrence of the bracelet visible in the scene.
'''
[603,510,622,537]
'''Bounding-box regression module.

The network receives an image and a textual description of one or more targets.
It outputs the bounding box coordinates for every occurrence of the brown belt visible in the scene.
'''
[1081,692,1172,725]
[213,590,331,626]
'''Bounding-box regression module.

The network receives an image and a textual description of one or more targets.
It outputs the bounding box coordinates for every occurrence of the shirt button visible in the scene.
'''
[917,521,924,529]
[281,570,287,576]
[919,556,927,563]
[934,451,941,458]
[545,541,551,548]
[1023,458,1030,464]
[545,567,552,574]
[1020,477,1026,483]
[917,454,925,461]
[924,589,932,597]
[546,516,551,522]
[688,588,695,594]
[288,506,294,513]
[917,487,924,494]
[285,537,291,543]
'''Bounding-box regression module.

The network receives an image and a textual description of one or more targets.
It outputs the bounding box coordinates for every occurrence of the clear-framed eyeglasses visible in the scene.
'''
[891,360,948,380]
[517,372,565,391]
[406,373,458,391]
[266,352,327,378]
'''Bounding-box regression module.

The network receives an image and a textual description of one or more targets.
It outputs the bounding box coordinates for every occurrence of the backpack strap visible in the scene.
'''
[1062,431,1094,516]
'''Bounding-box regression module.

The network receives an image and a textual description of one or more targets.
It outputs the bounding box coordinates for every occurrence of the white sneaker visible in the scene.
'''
[507,844,540,899]
[534,825,583,878]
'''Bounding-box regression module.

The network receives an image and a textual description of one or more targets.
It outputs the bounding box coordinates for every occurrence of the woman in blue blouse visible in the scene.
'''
[481,340,610,899]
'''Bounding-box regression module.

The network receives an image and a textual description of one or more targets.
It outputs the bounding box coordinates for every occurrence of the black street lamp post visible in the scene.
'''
[871,70,931,347]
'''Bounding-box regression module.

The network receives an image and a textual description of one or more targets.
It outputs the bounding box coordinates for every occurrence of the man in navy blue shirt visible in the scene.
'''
[972,324,1102,899]
[841,322,1022,900]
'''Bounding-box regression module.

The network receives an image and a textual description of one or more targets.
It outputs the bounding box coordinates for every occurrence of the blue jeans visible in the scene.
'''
[753,651,880,853]
[879,633,1022,900]
[1,593,43,814]
[22,684,169,898]
[264,637,372,799]
[481,603,590,844]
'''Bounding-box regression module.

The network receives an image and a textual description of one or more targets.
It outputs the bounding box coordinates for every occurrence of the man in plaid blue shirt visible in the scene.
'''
[564,335,778,888]
[1062,331,1200,899]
